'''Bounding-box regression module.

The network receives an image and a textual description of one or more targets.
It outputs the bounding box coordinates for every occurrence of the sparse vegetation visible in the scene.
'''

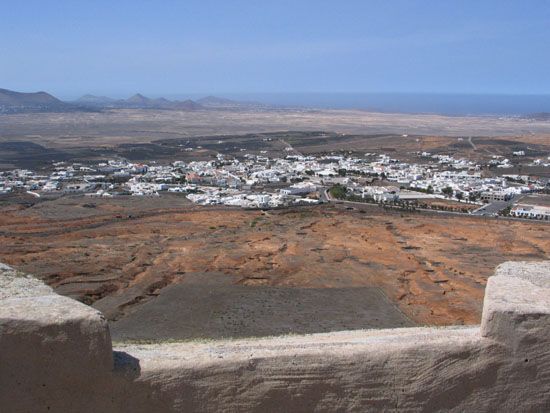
[499,206,512,216]
[442,187,454,198]
[249,217,261,227]
[329,184,347,199]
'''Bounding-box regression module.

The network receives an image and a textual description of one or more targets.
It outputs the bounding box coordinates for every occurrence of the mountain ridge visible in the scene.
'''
[0,88,79,114]
[75,93,205,110]
[0,88,267,114]
[0,88,62,106]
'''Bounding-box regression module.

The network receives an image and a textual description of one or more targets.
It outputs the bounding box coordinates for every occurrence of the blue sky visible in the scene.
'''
[1,0,550,98]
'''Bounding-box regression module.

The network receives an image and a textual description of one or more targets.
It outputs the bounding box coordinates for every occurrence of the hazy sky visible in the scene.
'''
[2,0,550,98]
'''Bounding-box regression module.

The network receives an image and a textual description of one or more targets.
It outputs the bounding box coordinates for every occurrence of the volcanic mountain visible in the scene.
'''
[0,88,90,114]
[125,93,152,106]
[172,99,203,110]
[197,95,239,107]
[75,93,204,110]
[197,95,268,109]
[76,94,116,105]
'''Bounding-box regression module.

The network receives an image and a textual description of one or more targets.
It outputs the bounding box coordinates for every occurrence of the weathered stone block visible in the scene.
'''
[0,265,113,412]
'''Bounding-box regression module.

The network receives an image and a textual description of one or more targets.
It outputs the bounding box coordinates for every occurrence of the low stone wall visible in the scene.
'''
[1,261,549,412]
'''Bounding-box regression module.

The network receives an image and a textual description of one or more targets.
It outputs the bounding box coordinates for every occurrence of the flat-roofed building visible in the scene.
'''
[511,204,550,220]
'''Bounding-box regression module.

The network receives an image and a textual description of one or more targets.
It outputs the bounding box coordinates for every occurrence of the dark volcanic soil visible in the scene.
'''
[110,272,413,342]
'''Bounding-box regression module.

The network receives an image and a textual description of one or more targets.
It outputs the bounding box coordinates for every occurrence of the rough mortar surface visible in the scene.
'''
[1,261,549,412]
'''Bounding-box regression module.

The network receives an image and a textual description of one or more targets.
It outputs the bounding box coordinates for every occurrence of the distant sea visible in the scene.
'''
[218,93,550,116]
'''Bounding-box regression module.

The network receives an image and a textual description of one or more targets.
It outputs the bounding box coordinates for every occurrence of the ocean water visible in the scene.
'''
[221,92,550,116]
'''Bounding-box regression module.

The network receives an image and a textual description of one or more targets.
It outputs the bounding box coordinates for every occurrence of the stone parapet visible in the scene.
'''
[1,261,549,412]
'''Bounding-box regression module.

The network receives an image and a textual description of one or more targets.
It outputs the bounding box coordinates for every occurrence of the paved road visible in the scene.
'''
[323,188,548,224]
[471,194,523,217]
[279,138,303,157]
[322,188,471,216]
[319,188,330,203]
[471,201,510,216]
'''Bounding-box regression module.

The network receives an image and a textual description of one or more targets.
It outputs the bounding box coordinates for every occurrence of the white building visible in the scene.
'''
[511,204,550,220]
[280,183,317,196]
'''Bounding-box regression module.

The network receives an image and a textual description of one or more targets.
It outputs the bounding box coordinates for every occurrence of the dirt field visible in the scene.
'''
[2,110,550,149]
[519,194,550,207]
[1,109,550,166]
[110,272,413,341]
[0,194,548,337]
[2,108,550,170]
[417,199,479,212]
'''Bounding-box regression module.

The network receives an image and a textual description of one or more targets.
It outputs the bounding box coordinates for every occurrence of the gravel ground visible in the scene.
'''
[0,263,53,299]
[110,272,413,342]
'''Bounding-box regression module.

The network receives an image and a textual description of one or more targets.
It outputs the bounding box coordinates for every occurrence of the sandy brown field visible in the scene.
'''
[0,194,547,335]
[1,109,550,149]
[2,110,550,172]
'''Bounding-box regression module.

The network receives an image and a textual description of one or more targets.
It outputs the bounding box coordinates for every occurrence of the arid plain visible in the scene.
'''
[1,108,549,340]
[2,108,550,171]
[0,194,548,340]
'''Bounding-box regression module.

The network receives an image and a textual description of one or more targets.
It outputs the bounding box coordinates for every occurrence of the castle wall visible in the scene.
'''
[1,261,549,412]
